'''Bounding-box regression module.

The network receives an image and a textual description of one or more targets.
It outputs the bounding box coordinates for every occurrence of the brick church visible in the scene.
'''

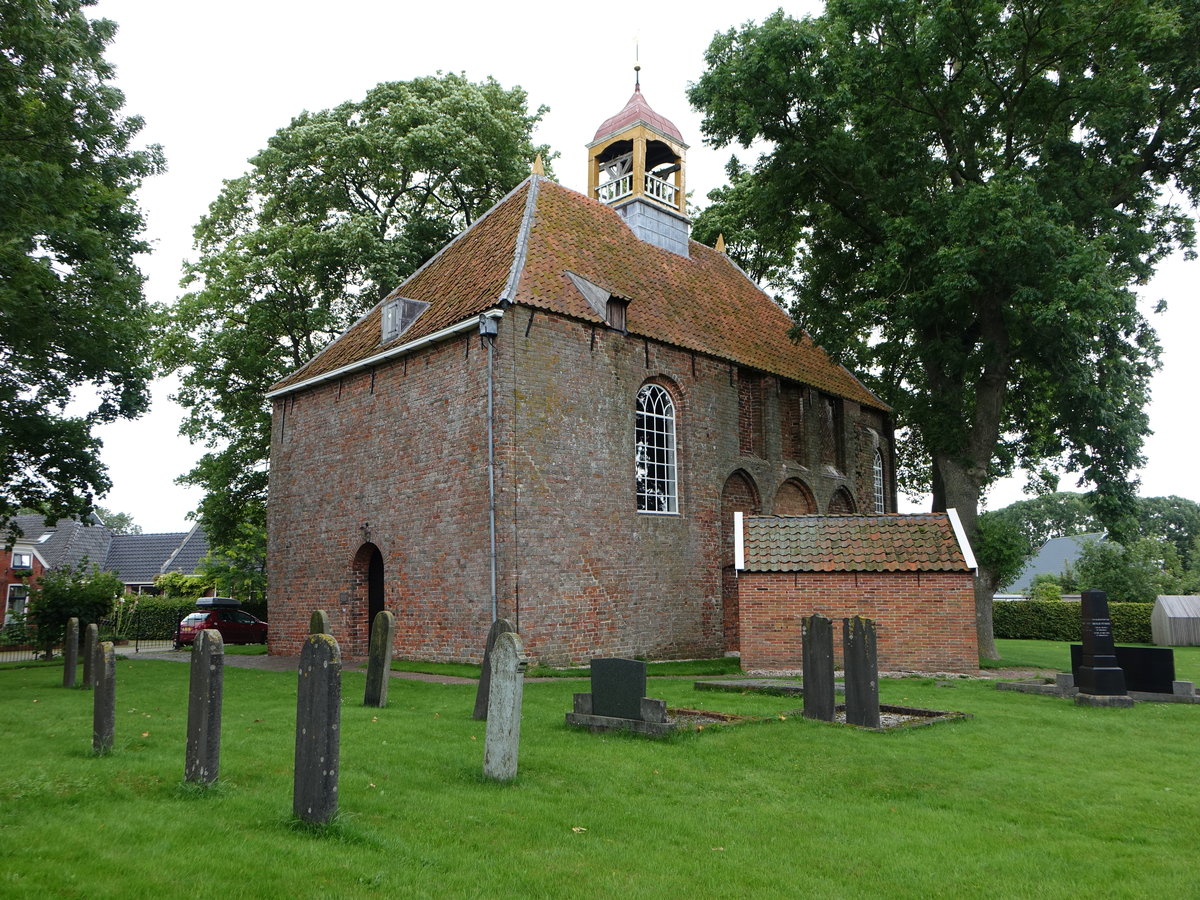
[265,85,975,668]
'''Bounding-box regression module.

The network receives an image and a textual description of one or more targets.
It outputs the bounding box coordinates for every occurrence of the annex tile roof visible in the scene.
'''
[741,514,972,573]
[591,84,685,144]
[270,176,886,412]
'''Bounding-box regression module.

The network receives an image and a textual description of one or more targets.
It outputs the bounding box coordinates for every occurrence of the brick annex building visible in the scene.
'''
[266,86,974,668]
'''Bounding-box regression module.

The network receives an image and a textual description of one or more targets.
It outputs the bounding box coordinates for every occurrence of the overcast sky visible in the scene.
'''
[87,0,1198,533]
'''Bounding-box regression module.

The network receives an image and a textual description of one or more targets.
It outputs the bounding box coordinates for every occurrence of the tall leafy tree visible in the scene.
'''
[1,0,162,536]
[689,1,1200,657]
[159,73,551,569]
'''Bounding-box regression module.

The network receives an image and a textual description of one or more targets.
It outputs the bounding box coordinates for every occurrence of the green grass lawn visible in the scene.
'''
[2,644,1198,898]
[995,638,1200,682]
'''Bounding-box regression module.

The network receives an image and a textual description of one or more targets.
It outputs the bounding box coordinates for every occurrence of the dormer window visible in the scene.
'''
[606,297,628,333]
[381,297,430,344]
[12,552,32,570]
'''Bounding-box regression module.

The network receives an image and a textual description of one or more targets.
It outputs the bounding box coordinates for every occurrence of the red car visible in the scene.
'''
[176,599,268,647]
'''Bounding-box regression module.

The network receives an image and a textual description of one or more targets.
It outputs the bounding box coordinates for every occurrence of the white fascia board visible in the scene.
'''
[734,511,745,571]
[946,508,978,571]
[265,309,504,400]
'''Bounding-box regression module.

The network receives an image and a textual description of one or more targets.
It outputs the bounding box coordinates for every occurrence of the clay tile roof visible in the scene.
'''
[741,514,973,573]
[591,85,685,144]
[270,176,886,411]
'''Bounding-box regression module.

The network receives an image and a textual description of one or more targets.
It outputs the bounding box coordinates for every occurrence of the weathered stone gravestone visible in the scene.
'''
[309,609,331,635]
[63,617,79,689]
[294,633,341,824]
[82,623,98,689]
[363,610,395,708]
[472,617,517,720]
[93,641,116,754]
[1075,590,1133,707]
[483,631,528,781]
[566,657,676,736]
[185,629,224,785]
[802,614,835,722]
[843,616,880,728]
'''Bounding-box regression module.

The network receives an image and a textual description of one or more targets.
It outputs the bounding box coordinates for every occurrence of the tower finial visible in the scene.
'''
[635,37,640,88]
[531,154,545,176]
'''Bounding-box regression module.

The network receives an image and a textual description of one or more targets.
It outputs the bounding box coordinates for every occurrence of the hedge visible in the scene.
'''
[993,600,1153,643]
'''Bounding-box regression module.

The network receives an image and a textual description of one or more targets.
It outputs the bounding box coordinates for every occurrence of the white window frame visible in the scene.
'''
[635,383,678,514]
[5,584,29,625]
[873,450,885,513]
[11,551,32,569]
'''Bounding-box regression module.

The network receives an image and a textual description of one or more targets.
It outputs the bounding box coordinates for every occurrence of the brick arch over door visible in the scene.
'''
[720,469,761,653]
[827,486,857,514]
[774,478,817,515]
[351,542,385,658]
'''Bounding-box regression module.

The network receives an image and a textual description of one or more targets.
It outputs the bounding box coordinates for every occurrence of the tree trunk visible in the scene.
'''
[932,452,999,661]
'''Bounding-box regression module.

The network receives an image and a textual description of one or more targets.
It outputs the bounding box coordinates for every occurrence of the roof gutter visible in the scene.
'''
[265,308,505,400]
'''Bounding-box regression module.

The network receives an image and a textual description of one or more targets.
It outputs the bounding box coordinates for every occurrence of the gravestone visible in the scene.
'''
[294,633,341,824]
[63,617,79,688]
[843,616,880,728]
[802,614,836,722]
[185,629,224,785]
[93,641,116,754]
[363,610,395,708]
[472,617,517,720]
[483,631,528,781]
[590,658,647,720]
[1070,644,1176,695]
[309,609,331,635]
[83,623,98,689]
[566,657,674,736]
[1075,590,1132,706]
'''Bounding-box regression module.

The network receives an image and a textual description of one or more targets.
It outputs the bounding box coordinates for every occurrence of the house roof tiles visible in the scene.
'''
[741,514,972,573]
[270,176,886,412]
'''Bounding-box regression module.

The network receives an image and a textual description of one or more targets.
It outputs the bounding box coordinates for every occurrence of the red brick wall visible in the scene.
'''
[268,303,897,664]
[738,570,978,673]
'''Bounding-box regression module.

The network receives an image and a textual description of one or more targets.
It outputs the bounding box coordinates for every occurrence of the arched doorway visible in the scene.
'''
[367,547,384,639]
[774,478,817,515]
[720,470,760,654]
[352,542,385,654]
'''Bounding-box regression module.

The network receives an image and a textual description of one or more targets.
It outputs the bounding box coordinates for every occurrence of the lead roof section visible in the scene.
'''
[741,514,971,573]
[269,176,887,411]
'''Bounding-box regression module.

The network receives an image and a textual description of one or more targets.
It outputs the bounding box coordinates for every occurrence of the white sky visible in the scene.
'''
[87,0,1197,532]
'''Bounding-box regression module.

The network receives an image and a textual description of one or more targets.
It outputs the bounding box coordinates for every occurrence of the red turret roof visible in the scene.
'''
[591,85,685,144]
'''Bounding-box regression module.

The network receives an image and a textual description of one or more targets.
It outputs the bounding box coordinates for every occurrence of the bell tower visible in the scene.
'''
[587,71,690,257]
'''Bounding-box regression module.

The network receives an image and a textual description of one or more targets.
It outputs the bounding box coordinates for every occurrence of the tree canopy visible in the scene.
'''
[1,0,162,536]
[158,72,551,572]
[689,0,1200,656]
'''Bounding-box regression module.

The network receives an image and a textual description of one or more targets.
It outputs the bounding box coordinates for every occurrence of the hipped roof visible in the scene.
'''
[270,176,886,411]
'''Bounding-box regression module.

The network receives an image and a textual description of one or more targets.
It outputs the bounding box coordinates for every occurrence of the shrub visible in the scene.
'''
[993,600,1153,643]
[127,597,199,640]
[27,561,121,651]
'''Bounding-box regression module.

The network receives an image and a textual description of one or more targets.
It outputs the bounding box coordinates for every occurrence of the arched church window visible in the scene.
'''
[874,450,886,513]
[636,384,677,513]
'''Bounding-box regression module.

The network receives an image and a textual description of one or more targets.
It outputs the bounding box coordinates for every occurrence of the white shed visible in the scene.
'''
[1151,595,1200,646]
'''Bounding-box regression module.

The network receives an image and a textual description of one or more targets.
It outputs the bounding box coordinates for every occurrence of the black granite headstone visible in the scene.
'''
[802,614,836,722]
[843,616,880,728]
[1070,644,1176,694]
[590,658,647,721]
[1076,590,1128,696]
[473,618,517,720]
